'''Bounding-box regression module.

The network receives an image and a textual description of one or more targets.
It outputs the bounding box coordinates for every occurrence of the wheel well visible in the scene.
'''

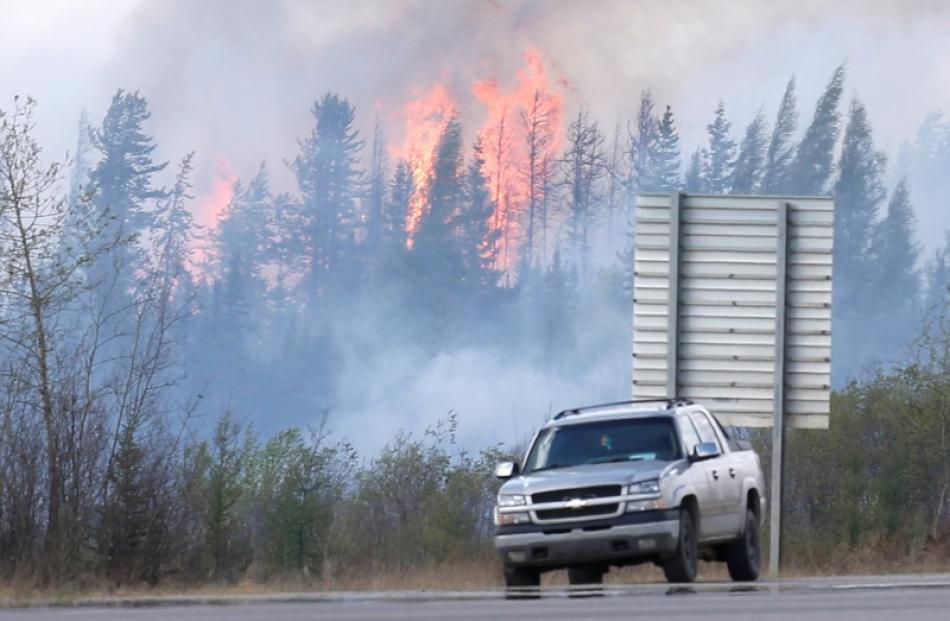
[680,495,699,522]
[746,489,760,519]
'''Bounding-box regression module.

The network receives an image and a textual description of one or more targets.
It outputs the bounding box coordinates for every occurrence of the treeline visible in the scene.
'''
[1,58,949,587]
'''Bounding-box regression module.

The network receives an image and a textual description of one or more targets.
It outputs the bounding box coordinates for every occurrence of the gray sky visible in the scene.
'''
[2,0,949,248]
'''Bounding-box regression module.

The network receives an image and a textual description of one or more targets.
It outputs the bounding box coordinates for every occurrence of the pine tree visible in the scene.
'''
[786,64,846,195]
[292,93,364,298]
[702,100,737,194]
[653,105,681,192]
[835,97,887,300]
[731,110,768,193]
[684,148,705,192]
[761,77,798,194]
[365,116,388,260]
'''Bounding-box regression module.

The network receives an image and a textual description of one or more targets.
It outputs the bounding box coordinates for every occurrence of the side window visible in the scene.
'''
[676,415,702,456]
[689,412,721,450]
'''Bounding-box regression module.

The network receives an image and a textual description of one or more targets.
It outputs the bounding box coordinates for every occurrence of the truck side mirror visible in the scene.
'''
[690,442,721,462]
[495,461,520,480]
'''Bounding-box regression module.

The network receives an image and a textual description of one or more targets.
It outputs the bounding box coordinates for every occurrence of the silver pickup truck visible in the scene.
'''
[493,399,765,590]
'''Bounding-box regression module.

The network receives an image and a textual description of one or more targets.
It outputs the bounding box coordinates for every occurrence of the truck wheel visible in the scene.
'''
[567,565,604,585]
[725,508,761,581]
[504,565,540,599]
[663,508,698,583]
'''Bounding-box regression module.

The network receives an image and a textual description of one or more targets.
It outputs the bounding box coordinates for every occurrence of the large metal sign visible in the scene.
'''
[631,192,834,577]
[632,192,834,428]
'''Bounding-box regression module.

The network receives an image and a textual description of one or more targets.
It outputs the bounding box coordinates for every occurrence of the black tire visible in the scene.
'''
[663,507,698,583]
[504,565,541,599]
[567,565,604,586]
[725,508,761,581]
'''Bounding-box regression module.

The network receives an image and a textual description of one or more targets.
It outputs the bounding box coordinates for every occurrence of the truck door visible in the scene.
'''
[689,411,742,537]
[676,414,726,540]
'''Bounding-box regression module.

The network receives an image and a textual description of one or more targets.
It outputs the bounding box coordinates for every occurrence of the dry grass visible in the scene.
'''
[4,547,950,608]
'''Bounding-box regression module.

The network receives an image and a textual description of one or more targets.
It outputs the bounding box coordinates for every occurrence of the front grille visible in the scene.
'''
[531,485,622,504]
[535,503,620,521]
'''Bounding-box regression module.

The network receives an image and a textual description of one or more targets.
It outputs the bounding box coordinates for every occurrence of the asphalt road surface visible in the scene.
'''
[4,575,950,620]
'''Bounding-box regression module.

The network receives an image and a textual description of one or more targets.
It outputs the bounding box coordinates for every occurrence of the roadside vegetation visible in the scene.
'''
[1,58,950,597]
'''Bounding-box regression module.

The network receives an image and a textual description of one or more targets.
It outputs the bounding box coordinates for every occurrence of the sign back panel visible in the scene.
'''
[632,193,834,429]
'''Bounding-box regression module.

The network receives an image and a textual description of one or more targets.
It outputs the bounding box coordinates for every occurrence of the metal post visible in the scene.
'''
[666,193,682,398]
[769,201,790,577]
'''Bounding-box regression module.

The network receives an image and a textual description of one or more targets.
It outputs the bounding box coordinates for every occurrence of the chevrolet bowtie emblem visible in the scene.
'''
[566,498,587,509]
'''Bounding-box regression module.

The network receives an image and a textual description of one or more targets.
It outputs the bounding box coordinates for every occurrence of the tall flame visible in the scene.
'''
[473,48,564,272]
[390,84,458,243]
[389,48,565,266]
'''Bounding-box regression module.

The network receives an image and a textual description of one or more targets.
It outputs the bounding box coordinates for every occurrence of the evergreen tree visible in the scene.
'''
[684,148,705,192]
[702,100,737,194]
[924,232,950,311]
[786,64,846,195]
[628,90,658,192]
[835,97,887,301]
[87,90,168,292]
[761,77,798,194]
[214,164,272,338]
[383,160,412,254]
[365,116,388,262]
[653,105,681,192]
[411,118,467,304]
[873,178,920,304]
[731,110,768,193]
[292,93,364,299]
[459,138,501,293]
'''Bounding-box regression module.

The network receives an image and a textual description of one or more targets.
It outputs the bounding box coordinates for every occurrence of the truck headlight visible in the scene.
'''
[494,508,531,526]
[497,494,527,507]
[628,480,660,495]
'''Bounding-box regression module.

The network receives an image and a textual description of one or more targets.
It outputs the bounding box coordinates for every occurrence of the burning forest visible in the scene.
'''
[2,0,950,595]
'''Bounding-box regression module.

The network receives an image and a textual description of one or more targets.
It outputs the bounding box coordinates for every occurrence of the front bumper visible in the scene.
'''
[494,509,679,568]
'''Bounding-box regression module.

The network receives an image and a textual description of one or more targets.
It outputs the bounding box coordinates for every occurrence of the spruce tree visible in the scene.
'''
[292,92,364,298]
[702,101,737,194]
[628,90,658,192]
[835,97,887,301]
[787,64,846,195]
[684,148,705,192]
[654,105,681,192]
[383,160,412,253]
[460,138,500,293]
[731,110,768,193]
[925,232,950,311]
[873,178,920,304]
[88,90,168,292]
[761,77,798,194]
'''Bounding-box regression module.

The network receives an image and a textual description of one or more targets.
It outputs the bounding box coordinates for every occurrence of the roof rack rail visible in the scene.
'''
[553,398,694,420]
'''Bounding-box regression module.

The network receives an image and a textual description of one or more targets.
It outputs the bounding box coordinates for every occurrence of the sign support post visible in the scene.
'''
[769,201,789,577]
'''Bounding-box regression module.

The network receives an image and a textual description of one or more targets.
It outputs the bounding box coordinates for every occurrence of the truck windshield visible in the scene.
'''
[523,417,680,474]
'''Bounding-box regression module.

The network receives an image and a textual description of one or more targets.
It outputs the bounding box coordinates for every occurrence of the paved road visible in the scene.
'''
[4,575,950,620]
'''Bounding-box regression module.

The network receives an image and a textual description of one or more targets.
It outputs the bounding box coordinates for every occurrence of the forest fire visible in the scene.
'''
[390,84,458,244]
[192,156,237,272]
[392,49,565,267]
[473,48,564,270]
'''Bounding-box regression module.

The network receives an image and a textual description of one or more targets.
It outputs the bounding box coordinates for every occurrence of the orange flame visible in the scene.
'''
[191,156,236,274]
[390,84,458,244]
[473,48,564,271]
